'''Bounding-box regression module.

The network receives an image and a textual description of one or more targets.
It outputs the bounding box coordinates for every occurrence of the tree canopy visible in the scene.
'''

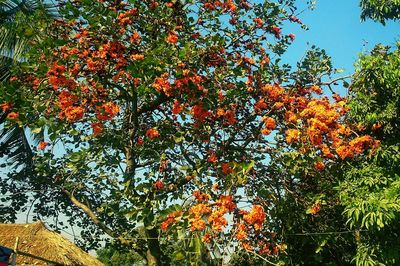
[0,1,396,265]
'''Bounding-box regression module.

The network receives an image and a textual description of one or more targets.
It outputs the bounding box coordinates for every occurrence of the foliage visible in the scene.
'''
[97,243,146,266]
[360,0,400,24]
[0,0,56,191]
[340,42,400,265]
[0,1,378,265]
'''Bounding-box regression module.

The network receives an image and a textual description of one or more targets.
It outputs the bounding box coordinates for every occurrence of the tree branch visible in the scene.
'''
[138,94,171,114]
[62,189,146,257]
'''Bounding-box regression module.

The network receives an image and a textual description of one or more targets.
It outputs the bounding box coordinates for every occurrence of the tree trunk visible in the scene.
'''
[146,249,159,266]
[145,227,163,266]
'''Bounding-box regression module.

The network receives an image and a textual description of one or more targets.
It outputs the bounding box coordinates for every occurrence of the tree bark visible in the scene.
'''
[145,227,162,266]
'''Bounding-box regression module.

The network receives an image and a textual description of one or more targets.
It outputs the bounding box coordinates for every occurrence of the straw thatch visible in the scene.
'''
[0,221,103,266]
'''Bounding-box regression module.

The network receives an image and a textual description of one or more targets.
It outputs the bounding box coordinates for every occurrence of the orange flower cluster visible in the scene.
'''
[243,205,266,230]
[193,190,210,202]
[309,202,322,215]
[95,102,120,121]
[191,104,212,122]
[91,122,104,137]
[189,203,212,231]
[160,211,182,231]
[47,62,76,90]
[0,102,12,112]
[117,8,138,25]
[285,129,300,143]
[203,0,237,12]
[153,74,172,96]
[146,128,159,139]
[255,83,378,163]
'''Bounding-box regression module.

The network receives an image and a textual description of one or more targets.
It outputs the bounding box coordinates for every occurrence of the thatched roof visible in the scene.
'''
[0,221,103,266]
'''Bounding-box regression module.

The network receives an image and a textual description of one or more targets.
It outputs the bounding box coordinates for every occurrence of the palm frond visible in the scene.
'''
[0,0,58,173]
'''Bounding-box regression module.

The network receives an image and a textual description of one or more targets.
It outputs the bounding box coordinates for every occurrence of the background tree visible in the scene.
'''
[360,0,400,24]
[0,0,57,199]
[339,42,400,266]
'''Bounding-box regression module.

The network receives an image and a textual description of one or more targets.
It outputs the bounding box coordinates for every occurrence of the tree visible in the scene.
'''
[339,43,400,265]
[97,242,146,266]
[360,0,400,24]
[0,0,377,265]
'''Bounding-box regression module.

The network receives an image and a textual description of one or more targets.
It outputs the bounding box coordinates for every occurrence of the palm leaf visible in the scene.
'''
[0,0,58,171]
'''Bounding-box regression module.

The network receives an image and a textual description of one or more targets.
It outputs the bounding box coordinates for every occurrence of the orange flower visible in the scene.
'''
[160,211,182,230]
[0,102,12,112]
[235,223,247,240]
[153,75,173,96]
[189,203,212,216]
[221,163,232,175]
[336,145,353,160]
[372,123,382,130]
[137,137,144,145]
[91,122,104,137]
[166,32,178,44]
[253,17,264,27]
[285,110,297,123]
[261,128,271,135]
[190,217,206,231]
[207,153,217,163]
[130,54,144,60]
[224,110,237,124]
[185,175,194,181]
[208,210,228,232]
[314,161,325,171]
[172,100,183,114]
[254,98,267,112]
[285,129,300,143]
[193,190,210,202]
[243,205,265,230]
[309,202,321,215]
[38,141,49,150]
[62,106,85,122]
[262,116,276,130]
[262,84,284,100]
[202,233,212,243]
[96,102,120,121]
[7,112,19,120]
[153,179,164,190]
[349,135,374,155]
[191,104,211,122]
[130,32,141,43]
[310,85,322,94]
[242,242,253,251]
[146,128,159,139]
[216,195,236,212]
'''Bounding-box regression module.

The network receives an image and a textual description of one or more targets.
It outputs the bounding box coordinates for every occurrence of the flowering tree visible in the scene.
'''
[0,0,378,265]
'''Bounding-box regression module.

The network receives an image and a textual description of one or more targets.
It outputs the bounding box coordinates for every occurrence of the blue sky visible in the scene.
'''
[283,0,400,74]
